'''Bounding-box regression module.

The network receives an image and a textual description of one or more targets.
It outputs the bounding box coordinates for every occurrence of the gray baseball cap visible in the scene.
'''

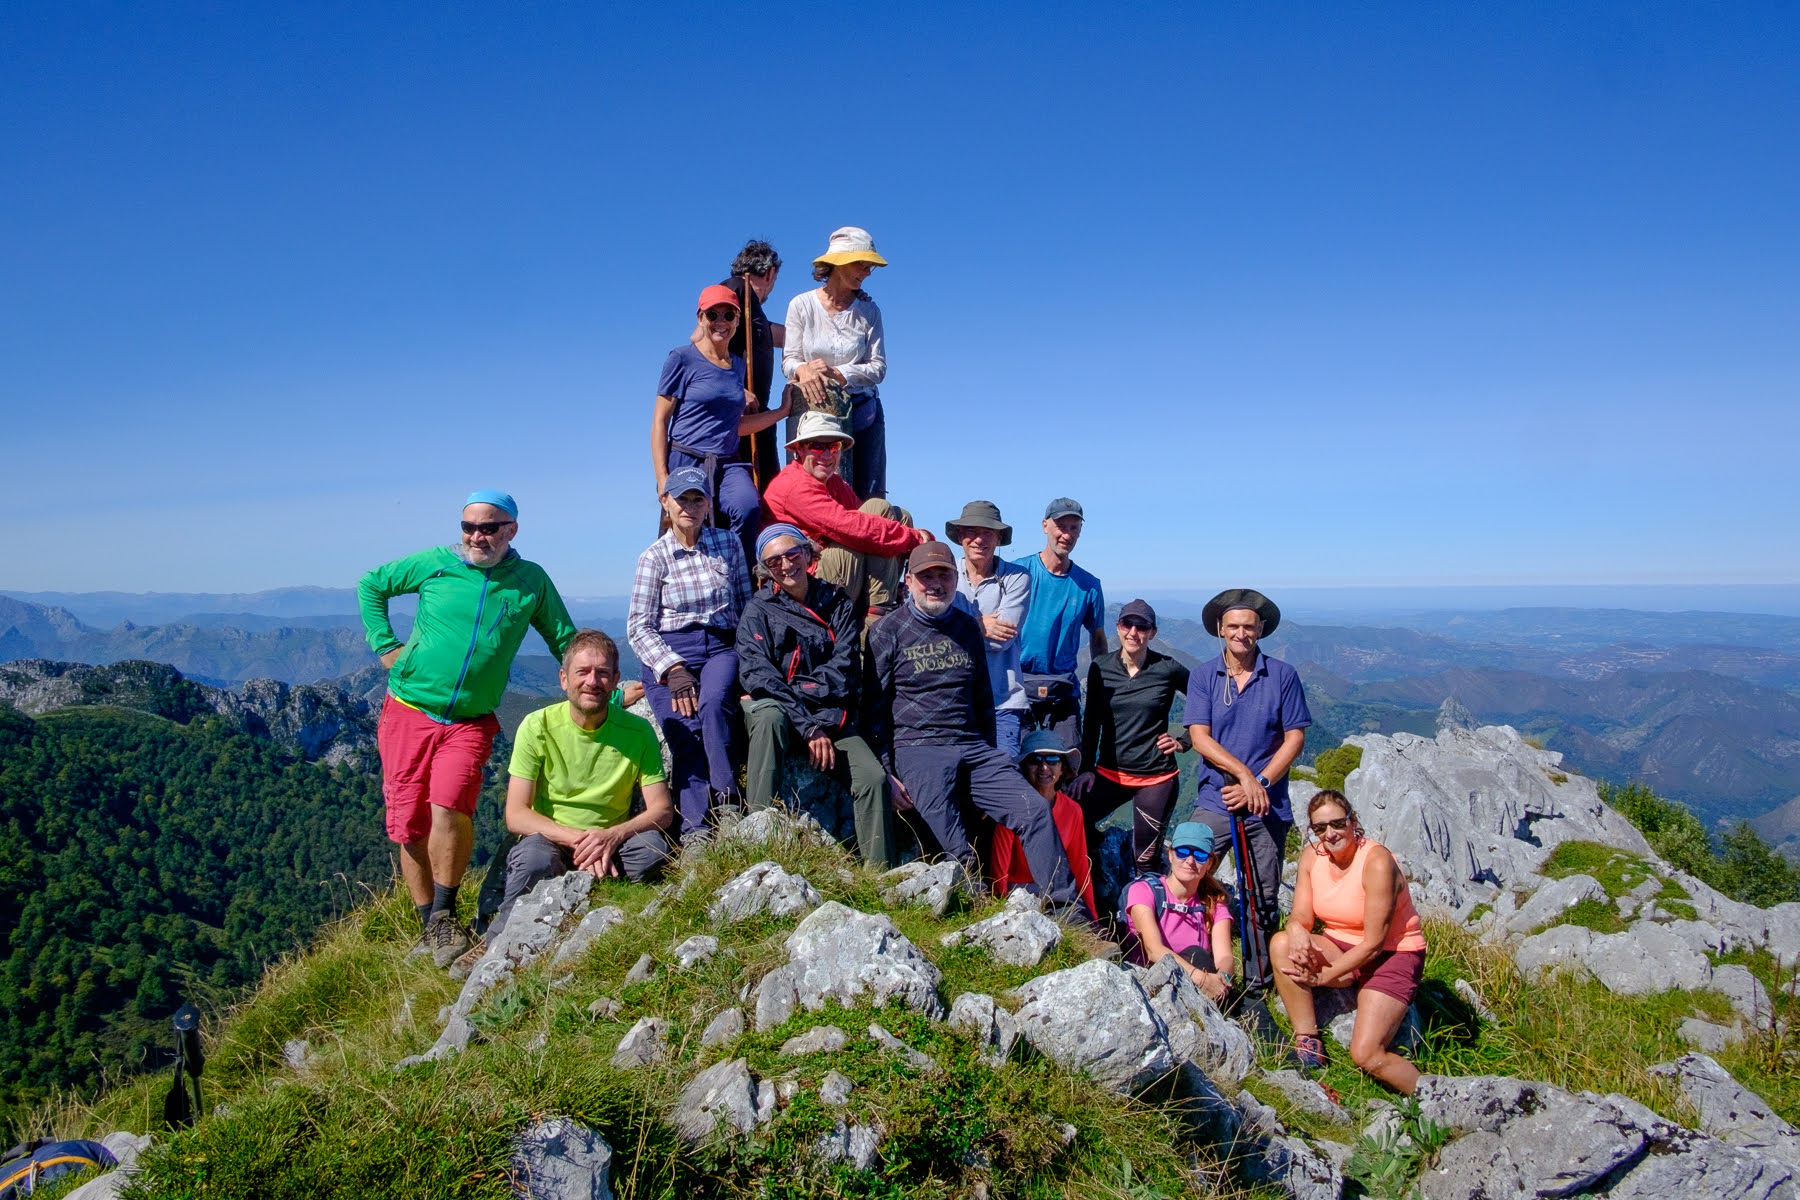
[1044,497,1084,520]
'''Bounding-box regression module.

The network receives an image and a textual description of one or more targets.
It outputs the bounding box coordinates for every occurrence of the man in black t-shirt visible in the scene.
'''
[724,239,785,491]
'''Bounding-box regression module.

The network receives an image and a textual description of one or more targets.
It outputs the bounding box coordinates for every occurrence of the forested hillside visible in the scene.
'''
[0,700,507,1135]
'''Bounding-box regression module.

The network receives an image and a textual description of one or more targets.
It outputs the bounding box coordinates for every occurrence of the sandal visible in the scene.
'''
[1292,1032,1328,1070]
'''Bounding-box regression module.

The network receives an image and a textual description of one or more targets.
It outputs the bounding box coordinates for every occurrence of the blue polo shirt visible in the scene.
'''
[1010,553,1104,678]
[1184,652,1312,823]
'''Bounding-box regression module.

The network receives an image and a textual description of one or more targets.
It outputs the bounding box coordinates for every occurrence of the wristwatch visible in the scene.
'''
[1255,773,1269,787]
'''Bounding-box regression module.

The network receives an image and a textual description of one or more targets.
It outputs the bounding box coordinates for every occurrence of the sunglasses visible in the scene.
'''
[460,520,515,536]
[800,440,844,455]
[702,308,740,322]
[1171,845,1209,860]
[1309,816,1352,836]
[760,546,808,570]
[1023,755,1064,768]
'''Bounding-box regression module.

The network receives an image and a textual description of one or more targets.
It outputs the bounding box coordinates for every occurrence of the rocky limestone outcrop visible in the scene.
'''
[709,861,822,923]
[1414,1072,1798,1199]
[1342,712,1651,912]
[511,1117,614,1199]
[752,901,945,1030]
[939,888,1063,966]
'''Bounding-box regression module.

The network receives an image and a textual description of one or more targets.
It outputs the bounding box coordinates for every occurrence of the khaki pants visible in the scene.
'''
[815,498,912,616]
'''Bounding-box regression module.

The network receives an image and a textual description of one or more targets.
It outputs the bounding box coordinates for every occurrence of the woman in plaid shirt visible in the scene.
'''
[627,466,753,838]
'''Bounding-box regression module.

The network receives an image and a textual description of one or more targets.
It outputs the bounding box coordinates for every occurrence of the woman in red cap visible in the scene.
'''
[651,284,790,560]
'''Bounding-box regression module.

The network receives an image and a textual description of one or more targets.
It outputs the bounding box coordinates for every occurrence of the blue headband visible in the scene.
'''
[755,523,809,562]
[464,489,518,518]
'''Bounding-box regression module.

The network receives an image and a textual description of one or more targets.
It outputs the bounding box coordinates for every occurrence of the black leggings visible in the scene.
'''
[1079,773,1182,869]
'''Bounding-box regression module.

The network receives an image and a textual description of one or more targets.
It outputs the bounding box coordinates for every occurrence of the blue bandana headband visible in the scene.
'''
[464,489,518,518]
[755,522,809,562]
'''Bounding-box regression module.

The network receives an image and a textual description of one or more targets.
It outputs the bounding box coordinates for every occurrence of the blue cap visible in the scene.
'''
[661,467,711,498]
[1168,821,1214,856]
[1016,729,1077,765]
[755,522,809,562]
[1044,497,1083,520]
[464,489,518,518]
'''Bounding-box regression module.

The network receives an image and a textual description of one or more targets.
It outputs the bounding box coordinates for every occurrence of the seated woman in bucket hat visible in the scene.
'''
[783,226,889,500]
[989,731,1098,920]
[651,284,792,562]
[761,411,930,628]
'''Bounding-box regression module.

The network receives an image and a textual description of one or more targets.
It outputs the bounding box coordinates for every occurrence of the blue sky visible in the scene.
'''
[6,2,1797,596]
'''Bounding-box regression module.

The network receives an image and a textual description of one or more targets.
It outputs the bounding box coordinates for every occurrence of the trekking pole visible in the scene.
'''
[745,281,764,488]
[1231,813,1269,990]
[161,1002,205,1129]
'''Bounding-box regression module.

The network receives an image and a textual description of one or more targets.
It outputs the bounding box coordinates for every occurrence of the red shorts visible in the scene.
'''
[377,696,499,843]
[1324,934,1425,1006]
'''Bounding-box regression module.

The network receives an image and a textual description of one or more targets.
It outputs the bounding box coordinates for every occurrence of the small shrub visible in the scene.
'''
[1312,744,1364,793]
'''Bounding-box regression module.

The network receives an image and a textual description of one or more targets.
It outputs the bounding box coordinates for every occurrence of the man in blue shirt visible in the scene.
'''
[948,500,1032,762]
[1184,588,1311,993]
[1011,498,1106,768]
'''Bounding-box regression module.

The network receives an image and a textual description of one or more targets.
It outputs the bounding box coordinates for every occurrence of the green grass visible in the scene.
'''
[1538,840,1691,916]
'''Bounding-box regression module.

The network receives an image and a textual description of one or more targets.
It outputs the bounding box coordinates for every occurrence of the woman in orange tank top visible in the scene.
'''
[1269,789,1428,1094]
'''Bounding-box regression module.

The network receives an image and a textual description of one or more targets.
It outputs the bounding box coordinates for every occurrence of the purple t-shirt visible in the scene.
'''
[1184,651,1312,823]
[659,343,746,457]
[1124,879,1229,959]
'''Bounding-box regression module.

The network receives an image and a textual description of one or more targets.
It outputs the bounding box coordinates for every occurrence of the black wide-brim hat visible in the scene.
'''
[1203,588,1281,638]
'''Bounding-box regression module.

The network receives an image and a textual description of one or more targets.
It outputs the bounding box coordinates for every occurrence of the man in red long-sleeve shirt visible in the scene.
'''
[763,412,931,624]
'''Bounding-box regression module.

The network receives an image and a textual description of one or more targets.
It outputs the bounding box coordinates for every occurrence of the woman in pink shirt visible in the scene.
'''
[1121,822,1235,1007]
[1272,789,1428,1092]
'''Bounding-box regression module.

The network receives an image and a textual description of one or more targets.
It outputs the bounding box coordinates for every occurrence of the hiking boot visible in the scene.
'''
[407,928,433,959]
[447,939,488,982]
[425,911,473,969]
[1292,1032,1328,1071]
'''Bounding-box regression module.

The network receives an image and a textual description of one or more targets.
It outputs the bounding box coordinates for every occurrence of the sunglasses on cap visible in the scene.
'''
[1309,816,1352,836]
[460,520,515,536]
[702,307,740,322]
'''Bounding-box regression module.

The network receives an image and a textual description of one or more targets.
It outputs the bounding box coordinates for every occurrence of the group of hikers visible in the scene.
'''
[354,230,1430,1092]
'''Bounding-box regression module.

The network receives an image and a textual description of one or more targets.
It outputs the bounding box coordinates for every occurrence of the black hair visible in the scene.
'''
[730,240,782,279]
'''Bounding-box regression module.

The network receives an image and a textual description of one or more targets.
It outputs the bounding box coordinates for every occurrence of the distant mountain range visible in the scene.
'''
[4,590,1795,836]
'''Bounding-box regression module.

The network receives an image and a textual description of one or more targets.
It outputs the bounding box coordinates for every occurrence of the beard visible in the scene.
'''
[912,591,953,617]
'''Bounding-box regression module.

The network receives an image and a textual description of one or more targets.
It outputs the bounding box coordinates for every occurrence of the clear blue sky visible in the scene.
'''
[6,3,1797,596]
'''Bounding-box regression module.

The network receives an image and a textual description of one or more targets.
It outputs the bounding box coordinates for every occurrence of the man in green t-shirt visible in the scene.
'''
[479,629,674,947]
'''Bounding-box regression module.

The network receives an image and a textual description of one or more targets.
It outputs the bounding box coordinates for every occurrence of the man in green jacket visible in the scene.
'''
[357,489,577,967]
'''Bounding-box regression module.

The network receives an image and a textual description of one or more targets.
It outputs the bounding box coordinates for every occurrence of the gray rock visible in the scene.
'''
[947,992,1021,1067]
[819,1069,855,1106]
[550,906,625,968]
[624,953,655,985]
[1340,722,1650,911]
[1261,1069,1350,1123]
[1650,1053,1800,1170]
[1418,1092,1655,1200]
[610,1017,669,1068]
[722,807,833,848]
[1680,1017,1746,1053]
[1010,959,1174,1093]
[1504,874,1608,935]
[781,1025,848,1056]
[1603,1141,1797,1199]
[868,1023,941,1073]
[1713,963,1776,1025]
[398,872,594,1067]
[941,890,1063,966]
[814,1119,883,1171]
[511,1117,614,1199]
[674,1058,765,1141]
[700,1008,744,1048]
[1663,918,1730,956]
[755,1080,776,1124]
[671,935,718,970]
[1513,923,1595,979]
[709,861,823,923]
[59,1133,155,1200]
[880,859,970,917]
[1250,1134,1343,1200]
[282,1038,311,1070]
[1584,921,1715,994]
[775,1077,801,1105]
[751,902,944,1031]
[587,996,622,1021]
[1453,978,1495,1022]
[1135,955,1256,1084]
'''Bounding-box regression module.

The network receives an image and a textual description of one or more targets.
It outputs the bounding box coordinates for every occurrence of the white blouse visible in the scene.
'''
[782,289,886,394]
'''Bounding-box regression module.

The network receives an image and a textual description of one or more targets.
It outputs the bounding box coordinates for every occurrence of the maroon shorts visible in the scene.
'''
[377,696,499,843]
[1324,934,1425,1006]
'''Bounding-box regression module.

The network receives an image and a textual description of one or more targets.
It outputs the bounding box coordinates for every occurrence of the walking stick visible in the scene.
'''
[1231,811,1269,990]
[745,280,764,487]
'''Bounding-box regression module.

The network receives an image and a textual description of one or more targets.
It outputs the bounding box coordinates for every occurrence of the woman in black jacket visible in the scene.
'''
[736,523,892,867]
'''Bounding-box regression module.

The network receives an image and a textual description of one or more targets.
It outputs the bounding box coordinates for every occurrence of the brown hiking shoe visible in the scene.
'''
[447,939,488,982]
[425,911,473,969]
